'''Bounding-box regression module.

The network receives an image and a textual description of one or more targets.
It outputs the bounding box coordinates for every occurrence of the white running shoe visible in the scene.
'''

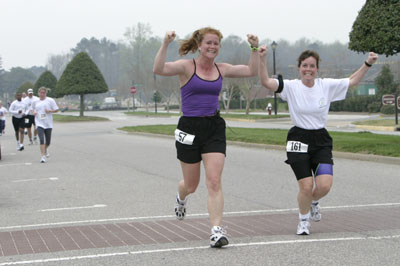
[210,226,229,248]
[34,137,38,145]
[40,156,46,163]
[29,140,33,145]
[18,144,24,151]
[174,193,187,220]
[45,149,50,158]
[297,219,310,235]
[310,202,321,222]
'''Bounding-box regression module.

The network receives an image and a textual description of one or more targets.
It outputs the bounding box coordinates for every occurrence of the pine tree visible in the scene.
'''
[55,52,108,116]
[33,70,57,96]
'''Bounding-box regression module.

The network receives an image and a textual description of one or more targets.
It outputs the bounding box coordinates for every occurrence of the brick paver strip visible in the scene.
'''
[0,206,399,257]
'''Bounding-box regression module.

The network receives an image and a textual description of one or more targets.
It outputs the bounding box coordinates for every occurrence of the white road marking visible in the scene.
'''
[38,204,107,212]
[0,162,32,167]
[12,177,59,183]
[0,234,398,265]
[1,202,399,231]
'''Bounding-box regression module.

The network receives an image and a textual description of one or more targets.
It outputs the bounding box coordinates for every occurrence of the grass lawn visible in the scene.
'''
[53,114,109,122]
[119,125,400,157]
[125,111,289,120]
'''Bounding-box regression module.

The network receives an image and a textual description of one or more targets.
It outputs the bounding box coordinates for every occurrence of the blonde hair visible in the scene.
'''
[178,27,223,56]
[38,87,50,93]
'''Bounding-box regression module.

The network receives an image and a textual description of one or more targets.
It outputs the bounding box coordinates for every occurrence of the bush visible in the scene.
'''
[380,105,396,114]
[367,102,381,113]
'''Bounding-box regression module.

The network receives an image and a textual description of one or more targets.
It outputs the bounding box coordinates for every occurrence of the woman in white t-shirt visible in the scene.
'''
[32,87,59,163]
[258,47,378,235]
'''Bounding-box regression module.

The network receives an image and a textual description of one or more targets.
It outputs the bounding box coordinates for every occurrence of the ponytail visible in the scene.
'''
[178,27,223,56]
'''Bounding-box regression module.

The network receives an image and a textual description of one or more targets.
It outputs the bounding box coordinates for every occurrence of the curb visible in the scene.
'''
[119,131,400,166]
[354,125,400,132]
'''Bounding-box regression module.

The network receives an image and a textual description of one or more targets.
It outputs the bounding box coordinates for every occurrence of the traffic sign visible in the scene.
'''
[130,86,137,94]
[382,94,395,105]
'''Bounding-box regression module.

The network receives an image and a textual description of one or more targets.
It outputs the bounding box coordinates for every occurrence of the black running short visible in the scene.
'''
[175,114,226,163]
[24,115,35,128]
[285,126,333,180]
[12,116,25,132]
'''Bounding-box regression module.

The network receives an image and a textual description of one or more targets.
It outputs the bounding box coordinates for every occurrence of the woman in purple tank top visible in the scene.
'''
[154,27,259,248]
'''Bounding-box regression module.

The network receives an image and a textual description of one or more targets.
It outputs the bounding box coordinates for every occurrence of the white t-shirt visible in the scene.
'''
[278,78,350,130]
[9,100,27,119]
[33,97,59,129]
[23,95,39,115]
[0,107,7,121]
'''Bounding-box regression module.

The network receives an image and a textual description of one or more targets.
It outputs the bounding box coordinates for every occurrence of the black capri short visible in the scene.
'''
[285,126,333,180]
[175,114,226,164]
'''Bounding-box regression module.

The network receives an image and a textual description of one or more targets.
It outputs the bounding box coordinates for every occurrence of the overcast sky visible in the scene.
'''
[0,0,367,70]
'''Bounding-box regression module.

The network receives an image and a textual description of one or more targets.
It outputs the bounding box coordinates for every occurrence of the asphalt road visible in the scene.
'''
[0,112,399,265]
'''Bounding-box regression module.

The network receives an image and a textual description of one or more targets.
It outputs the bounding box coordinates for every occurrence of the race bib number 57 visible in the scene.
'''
[175,129,195,145]
[286,141,308,153]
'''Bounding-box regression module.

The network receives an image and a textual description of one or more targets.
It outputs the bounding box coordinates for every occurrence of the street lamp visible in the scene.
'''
[271,41,278,115]
[153,74,157,113]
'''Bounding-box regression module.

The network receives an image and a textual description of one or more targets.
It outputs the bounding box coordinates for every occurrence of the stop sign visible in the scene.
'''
[130,86,137,94]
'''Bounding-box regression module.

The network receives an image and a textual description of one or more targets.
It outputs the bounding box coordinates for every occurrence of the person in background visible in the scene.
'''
[23,88,39,144]
[258,46,378,235]
[153,27,259,247]
[32,87,59,163]
[9,92,27,151]
[0,101,8,136]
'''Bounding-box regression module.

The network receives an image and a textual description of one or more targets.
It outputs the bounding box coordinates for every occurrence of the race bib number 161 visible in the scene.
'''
[286,141,308,153]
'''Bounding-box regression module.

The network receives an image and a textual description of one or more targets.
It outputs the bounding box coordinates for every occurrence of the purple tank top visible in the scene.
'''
[180,60,222,117]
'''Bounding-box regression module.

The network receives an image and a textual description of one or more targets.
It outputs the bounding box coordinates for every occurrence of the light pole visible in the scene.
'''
[271,41,278,115]
[153,74,157,113]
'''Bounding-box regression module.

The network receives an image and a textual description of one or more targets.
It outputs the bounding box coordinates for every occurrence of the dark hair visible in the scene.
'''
[297,50,320,68]
[178,27,223,56]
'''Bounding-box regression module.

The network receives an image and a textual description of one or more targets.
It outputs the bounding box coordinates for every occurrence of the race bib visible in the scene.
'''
[174,129,195,145]
[286,141,308,153]
[39,113,47,120]
[25,118,29,123]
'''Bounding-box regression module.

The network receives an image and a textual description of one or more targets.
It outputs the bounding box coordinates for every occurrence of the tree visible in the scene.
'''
[349,0,400,56]
[152,90,162,103]
[46,53,72,79]
[71,37,120,89]
[33,70,57,96]
[0,67,36,96]
[55,52,108,116]
[375,65,398,98]
[17,81,34,94]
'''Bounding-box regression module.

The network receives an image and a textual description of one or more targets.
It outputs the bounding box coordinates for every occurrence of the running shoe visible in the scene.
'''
[210,226,229,248]
[45,149,50,158]
[40,156,46,163]
[297,219,310,235]
[34,137,38,144]
[310,202,321,222]
[174,193,187,220]
[18,144,24,151]
[29,139,33,145]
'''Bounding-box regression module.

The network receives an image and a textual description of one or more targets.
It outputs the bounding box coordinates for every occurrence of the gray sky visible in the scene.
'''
[0,0,367,70]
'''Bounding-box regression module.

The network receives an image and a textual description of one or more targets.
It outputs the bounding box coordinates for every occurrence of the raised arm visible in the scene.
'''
[153,31,185,76]
[258,45,279,92]
[349,52,378,87]
[222,34,259,78]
